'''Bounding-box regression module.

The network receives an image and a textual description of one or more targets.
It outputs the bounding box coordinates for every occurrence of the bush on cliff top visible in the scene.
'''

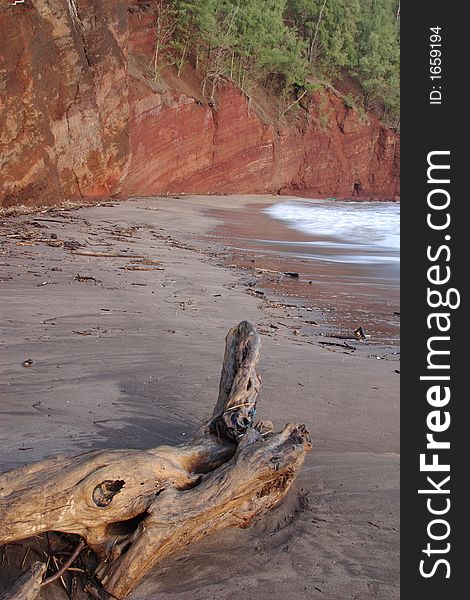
[154,0,400,123]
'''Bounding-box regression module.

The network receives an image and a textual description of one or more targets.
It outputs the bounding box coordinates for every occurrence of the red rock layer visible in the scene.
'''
[0,1,399,209]
[0,0,129,208]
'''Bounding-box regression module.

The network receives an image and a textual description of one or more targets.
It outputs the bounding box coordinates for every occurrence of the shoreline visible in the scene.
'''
[0,192,400,218]
[205,197,400,350]
[0,195,399,599]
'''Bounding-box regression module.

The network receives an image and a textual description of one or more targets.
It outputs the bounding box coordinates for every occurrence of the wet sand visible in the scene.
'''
[208,199,400,346]
[0,195,399,599]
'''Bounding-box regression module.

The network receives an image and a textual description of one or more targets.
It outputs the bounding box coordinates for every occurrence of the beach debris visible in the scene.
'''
[176,299,197,314]
[73,274,101,284]
[37,279,51,286]
[318,340,356,351]
[135,258,163,266]
[41,540,86,589]
[110,226,140,239]
[71,250,145,258]
[120,264,164,271]
[266,300,299,310]
[22,358,33,367]
[246,288,265,297]
[63,240,83,250]
[20,545,30,569]
[33,218,64,224]
[284,271,299,278]
[3,223,86,252]
[354,326,367,340]
[0,322,311,600]
[254,267,279,275]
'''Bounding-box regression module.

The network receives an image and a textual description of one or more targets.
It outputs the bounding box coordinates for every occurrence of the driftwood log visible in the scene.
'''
[0,321,311,599]
[0,563,46,600]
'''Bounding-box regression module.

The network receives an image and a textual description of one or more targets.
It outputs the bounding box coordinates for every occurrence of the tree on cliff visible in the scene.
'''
[171,0,306,98]
[286,0,399,121]
[234,0,306,92]
[356,0,400,120]
[152,0,177,77]
[287,0,361,69]
[156,0,399,122]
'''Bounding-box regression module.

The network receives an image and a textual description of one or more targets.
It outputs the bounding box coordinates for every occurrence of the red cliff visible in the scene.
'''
[0,1,399,209]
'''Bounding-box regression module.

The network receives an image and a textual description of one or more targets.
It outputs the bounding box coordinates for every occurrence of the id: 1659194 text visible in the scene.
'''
[429,26,442,105]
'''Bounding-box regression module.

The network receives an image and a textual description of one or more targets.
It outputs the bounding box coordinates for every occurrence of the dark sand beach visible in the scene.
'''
[0,196,399,599]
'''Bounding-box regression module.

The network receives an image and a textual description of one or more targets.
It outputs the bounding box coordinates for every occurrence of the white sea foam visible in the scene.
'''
[265,199,400,250]
[264,199,400,265]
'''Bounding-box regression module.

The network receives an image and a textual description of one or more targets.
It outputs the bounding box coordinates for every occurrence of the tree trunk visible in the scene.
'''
[0,322,311,599]
[309,0,327,66]
[177,42,188,78]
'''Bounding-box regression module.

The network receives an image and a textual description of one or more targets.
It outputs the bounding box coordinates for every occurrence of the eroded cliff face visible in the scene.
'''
[0,0,130,208]
[0,0,399,209]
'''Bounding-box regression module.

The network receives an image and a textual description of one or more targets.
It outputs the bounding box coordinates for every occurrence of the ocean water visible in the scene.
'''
[264,199,400,266]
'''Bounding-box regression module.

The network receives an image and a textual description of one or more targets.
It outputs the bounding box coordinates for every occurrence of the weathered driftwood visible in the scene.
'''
[99,423,310,598]
[0,562,46,600]
[0,321,311,599]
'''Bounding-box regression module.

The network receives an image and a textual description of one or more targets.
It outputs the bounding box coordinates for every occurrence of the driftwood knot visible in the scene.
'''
[92,480,126,507]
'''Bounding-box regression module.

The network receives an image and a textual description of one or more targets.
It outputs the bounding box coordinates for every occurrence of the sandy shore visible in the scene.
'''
[0,196,399,599]
[208,199,400,346]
